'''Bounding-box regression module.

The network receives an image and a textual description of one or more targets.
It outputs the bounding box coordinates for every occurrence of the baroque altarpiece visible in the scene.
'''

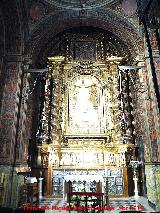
[33,29,137,199]
[37,55,136,199]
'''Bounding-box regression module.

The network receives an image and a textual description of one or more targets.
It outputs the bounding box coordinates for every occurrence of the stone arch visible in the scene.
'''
[26,8,143,64]
[0,7,5,109]
[1,0,23,54]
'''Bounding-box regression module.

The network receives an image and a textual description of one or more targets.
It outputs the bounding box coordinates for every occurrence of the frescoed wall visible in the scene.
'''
[140,28,160,211]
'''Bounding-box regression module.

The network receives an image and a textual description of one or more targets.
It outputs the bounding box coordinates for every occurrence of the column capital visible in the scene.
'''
[118,65,144,71]
[106,56,123,63]
[48,56,65,63]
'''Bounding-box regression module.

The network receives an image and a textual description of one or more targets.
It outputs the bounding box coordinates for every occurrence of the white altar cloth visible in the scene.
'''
[64,175,104,183]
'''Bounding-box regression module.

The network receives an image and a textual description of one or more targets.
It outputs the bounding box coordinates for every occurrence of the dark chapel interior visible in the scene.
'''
[0,0,160,212]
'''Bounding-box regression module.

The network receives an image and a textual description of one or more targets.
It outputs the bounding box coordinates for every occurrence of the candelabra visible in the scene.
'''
[130,160,141,197]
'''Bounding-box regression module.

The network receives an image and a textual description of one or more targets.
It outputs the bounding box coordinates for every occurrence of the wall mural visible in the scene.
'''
[136,28,160,211]
[145,165,157,205]
[0,64,18,159]
[144,49,159,162]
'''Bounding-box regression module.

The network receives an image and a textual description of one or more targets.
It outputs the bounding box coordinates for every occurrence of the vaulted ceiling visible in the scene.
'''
[1,0,153,68]
[24,0,143,67]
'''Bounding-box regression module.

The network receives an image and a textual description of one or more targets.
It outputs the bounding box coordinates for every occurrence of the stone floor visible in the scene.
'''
[39,196,156,213]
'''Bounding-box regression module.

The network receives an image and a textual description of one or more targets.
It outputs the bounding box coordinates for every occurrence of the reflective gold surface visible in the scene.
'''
[40,57,135,169]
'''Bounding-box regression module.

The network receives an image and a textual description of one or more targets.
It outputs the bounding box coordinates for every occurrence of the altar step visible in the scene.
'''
[39,198,67,212]
[39,196,155,212]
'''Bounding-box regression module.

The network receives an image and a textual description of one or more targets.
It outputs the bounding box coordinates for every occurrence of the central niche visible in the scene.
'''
[65,74,105,135]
